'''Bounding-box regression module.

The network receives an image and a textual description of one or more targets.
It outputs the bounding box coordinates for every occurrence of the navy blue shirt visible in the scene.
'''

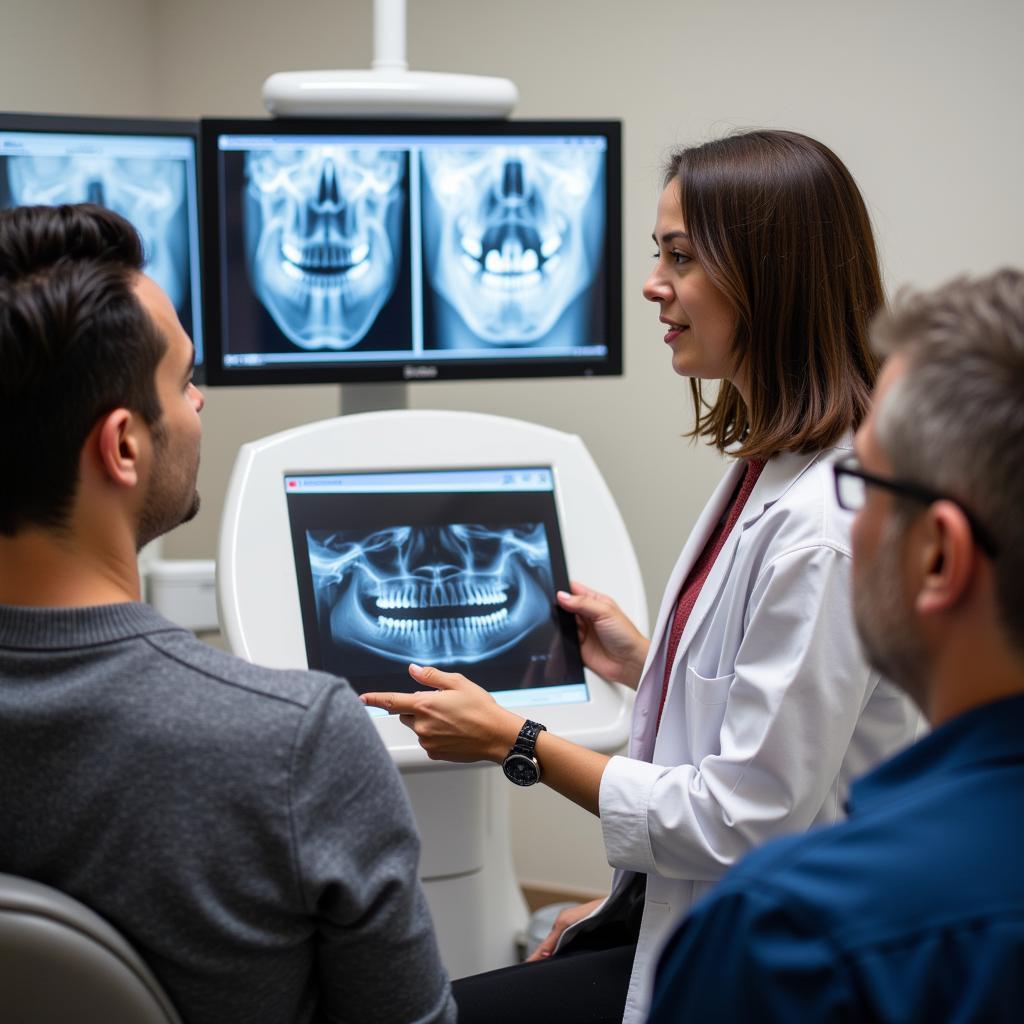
[649,693,1024,1023]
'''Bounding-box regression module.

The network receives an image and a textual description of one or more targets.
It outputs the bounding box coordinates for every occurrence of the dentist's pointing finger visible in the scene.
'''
[361,664,523,764]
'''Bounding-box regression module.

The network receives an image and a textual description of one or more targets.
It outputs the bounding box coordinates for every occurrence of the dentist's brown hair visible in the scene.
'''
[665,129,883,459]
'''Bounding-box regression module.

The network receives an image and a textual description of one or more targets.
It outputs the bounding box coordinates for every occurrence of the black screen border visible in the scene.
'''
[0,110,205,384]
[283,464,587,698]
[200,116,622,387]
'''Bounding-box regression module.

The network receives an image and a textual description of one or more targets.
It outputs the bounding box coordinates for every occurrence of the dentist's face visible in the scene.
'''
[643,182,740,394]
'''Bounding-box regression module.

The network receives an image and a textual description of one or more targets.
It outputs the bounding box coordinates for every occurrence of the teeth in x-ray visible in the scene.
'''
[281,239,371,272]
[311,522,553,665]
[280,254,371,288]
[376,608,510,636]
[482,270,543,291]
[539,234,562,259]
[461,234,484,259]
[483,243,540,276]
[374,581,508,610]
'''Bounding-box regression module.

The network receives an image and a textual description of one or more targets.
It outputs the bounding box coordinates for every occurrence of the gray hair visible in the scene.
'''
[871,268,1024,651]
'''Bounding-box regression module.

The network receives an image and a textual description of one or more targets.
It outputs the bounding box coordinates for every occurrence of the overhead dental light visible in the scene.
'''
[263,0,518,118]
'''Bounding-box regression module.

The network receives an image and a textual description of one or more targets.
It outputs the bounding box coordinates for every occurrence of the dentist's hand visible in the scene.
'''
[361,664,523,764]
[526,897,605,961]
[557,581,649,689]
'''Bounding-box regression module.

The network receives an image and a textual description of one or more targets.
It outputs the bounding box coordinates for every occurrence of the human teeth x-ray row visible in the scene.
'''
[307,522,555,666]
[1,153,193,334]
[242,143,605,352]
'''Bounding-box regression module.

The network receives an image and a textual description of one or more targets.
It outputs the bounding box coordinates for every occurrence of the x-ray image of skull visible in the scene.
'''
[6,154,188,311]
[420,145,603,345]
[308,522,554,665]
[244,146,405,351]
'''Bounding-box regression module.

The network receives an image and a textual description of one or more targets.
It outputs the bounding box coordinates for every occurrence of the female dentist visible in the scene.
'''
[362,129,919,1024]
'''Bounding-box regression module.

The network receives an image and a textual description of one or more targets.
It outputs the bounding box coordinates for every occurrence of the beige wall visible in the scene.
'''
[4,0,1024,895]
[0,0,158,115]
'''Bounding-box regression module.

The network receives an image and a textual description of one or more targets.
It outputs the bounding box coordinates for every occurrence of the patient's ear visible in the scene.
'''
[916,501,975,617]
[94,408,141,489]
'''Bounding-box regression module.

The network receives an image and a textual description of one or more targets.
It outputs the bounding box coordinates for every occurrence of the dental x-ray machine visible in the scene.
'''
[215,0,640,978]
[217,411,646,976]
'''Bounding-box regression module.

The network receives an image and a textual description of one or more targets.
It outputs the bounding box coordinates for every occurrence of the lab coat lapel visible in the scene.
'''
[639,459,746,689]
[657,448,826,704]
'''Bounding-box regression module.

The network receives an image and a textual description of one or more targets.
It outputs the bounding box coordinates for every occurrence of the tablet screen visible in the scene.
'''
[285,466,587,713]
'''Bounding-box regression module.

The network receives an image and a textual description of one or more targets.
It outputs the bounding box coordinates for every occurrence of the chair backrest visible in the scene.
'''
[0,872,182,1024]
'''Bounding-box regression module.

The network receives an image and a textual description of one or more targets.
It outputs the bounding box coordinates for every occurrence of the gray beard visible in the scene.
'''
[853,518,929,708]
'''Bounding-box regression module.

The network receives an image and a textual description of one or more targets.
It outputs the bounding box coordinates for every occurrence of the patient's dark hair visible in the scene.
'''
[664,129,884,459]
[0,203,165,535]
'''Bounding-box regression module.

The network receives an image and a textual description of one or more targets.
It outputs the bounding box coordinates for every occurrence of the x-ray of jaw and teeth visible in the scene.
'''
[6,155,189,311]
[242,142,603,350]
[244,146,406,351]
[308,523,555,665]
[421,144,603,346]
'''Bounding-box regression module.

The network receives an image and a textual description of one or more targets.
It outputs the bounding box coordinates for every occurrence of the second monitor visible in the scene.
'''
[0,111,204,375]
[201,118,621,385]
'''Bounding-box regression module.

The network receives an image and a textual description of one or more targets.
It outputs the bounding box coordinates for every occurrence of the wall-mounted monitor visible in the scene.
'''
[200,118,621,386]
[0,112,205,378]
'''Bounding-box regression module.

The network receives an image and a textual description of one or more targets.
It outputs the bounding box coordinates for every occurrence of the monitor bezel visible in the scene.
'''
[199,116,622,387]
[282,463,588,705]
[0,110,205,383]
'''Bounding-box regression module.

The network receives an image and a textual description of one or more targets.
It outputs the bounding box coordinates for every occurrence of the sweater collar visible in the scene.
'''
[848,692,1024,814]
[0,601,181,650]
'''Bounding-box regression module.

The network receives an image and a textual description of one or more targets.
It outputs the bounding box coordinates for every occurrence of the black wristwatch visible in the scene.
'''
[501,719,547,786]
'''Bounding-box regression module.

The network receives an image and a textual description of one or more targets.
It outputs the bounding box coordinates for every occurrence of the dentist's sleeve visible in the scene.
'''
[599,541,873,880]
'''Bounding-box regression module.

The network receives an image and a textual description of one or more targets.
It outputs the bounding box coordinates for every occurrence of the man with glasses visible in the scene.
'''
[647,268,1024,1022]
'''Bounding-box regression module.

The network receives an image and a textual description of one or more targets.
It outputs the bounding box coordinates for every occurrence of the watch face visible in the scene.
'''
[502,752,541,786]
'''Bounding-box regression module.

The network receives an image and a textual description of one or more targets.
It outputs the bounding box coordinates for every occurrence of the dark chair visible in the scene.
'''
[0,872,182,1023]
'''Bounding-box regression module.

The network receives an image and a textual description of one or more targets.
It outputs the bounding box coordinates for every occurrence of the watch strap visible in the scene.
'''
[510,719,546,758]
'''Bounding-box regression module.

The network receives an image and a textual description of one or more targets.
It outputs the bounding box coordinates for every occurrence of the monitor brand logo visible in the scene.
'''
[403,364,438,379]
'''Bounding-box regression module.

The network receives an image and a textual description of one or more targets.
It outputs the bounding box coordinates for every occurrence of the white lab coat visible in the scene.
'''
[558,440,920,1024]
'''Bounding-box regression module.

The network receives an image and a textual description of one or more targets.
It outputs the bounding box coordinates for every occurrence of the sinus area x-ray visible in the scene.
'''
[308,522,554,666]
[243,146,407,350]
[3,154,190,320]
[420,144,605,348]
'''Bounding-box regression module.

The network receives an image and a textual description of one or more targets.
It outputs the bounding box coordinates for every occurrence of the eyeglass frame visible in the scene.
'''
[832,456,1000,559]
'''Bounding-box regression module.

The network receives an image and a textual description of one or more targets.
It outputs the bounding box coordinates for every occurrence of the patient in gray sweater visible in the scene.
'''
[0,203,454,1023]
[0,602,453,1024]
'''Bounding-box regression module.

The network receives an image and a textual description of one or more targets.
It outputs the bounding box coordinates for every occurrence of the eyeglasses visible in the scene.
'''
[832,456,999,558]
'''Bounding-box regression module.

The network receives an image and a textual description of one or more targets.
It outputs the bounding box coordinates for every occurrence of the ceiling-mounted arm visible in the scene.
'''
[263,0,518,118]
[372,0,408,72]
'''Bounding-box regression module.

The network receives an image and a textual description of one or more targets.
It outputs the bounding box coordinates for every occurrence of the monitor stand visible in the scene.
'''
[335,389,531,977]
[218,409,645,978]
[340,382,408,416]
[404,766,530,978]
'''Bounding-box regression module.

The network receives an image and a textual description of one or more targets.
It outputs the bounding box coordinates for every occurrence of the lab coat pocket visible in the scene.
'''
[686,665,735,705]
[685,666,734,759]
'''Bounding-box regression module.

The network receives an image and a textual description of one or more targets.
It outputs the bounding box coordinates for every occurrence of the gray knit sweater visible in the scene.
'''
[0,601,454,1024]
